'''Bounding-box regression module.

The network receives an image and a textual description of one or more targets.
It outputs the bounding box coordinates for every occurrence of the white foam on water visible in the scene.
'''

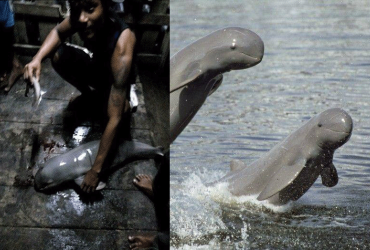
[172,237,253,250]
[171,172,294,248]
[208,181,294,213]
[171,174,228,239]
[183,172,294,214]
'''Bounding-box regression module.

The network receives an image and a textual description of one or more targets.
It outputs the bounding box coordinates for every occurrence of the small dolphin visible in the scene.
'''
[213,108,353,205]
[25,77,42,108]
[170,27,264,143]
[34,140,163,192]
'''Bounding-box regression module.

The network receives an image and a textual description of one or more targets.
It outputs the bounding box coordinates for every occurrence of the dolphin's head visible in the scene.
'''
[203,27,264,73]
[34,169,53,191]
[34,167,63,192]
[313,108,353,150]
[170,27,264,143]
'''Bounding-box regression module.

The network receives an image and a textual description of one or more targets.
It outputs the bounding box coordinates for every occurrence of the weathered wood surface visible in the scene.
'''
[0,57,160,249]
[13,1,169,25]
[0,227,157,250]
[13,2,62,19]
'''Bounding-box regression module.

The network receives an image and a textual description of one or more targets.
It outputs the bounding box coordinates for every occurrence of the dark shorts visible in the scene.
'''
[53,43,133,100]
[52,43,111,94]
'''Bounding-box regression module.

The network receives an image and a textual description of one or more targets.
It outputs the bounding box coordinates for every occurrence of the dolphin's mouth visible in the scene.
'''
[324,128,351,134]
[240,52,263,63]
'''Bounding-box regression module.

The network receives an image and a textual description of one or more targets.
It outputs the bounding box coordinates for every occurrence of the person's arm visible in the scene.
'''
[24,17,74,81]
[81,29,136,193]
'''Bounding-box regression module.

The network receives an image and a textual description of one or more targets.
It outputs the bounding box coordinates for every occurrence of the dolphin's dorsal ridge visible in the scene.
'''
[257,159,306,201]
[230,160,245,172]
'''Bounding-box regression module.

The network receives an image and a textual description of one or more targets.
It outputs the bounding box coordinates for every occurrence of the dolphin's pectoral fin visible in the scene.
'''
[74,176,107,190]
[170,61,203,93]
[170,76,196,93]
[95,181,107,190]
[230,159,245,172]
[208,74,223,97]
[74,176,84,187]
[257,159,306,201]
[320,162,338,187]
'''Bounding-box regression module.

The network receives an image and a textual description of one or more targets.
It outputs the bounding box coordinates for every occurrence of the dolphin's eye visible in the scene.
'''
[231,39,237,50]
[318,124,322,127]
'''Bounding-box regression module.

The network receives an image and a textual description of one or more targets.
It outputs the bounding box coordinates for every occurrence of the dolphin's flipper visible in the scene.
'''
[74,176,107,190]
[170,74,201,93]
[257,159,306,201]
[208,74,223,97]
[230,159,245,172]
[170,61,202,93]
[96,181,107,190]
[320,162,338,187]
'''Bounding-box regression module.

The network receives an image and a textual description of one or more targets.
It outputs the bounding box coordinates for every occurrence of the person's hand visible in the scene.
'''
[24,59,42,83]
[81,169,100,193]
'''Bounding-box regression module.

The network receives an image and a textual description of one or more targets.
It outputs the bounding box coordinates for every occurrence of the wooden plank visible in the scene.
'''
[119,13,169,26]
[0,187,157,230]
[159,30,169,71]
[151,0,170,14]
[14,44,162,65]
[13,2,62,19]
[14,44,40,56]
[13,19,28,44]
[0,227,155,250]
[137,53,162,65]
[13,2,168,26]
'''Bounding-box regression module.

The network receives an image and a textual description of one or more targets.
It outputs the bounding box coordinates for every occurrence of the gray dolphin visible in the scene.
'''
[170,27,264,143]
[34,140,163,191]
[213,108,353,205]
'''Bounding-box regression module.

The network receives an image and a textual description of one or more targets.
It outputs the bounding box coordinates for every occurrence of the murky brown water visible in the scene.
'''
[170,0,370,249]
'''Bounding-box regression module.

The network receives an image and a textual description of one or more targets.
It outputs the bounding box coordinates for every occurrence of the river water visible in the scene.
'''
[170,0,370,249]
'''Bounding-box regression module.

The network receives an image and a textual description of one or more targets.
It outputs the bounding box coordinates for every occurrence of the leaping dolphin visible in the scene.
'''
[34,140,163,192]
[170,27,264,143]
[212,108,353,205]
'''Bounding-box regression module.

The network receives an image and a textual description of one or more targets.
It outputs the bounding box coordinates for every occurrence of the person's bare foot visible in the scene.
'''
[133,174,154,199]
[1,57,23,92]
[128,235,156,250]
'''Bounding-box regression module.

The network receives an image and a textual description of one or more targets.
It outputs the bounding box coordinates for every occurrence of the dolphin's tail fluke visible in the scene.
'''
[112,140,165,167]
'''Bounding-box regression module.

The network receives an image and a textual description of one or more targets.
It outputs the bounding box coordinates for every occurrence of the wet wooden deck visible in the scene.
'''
[0,57,161,249]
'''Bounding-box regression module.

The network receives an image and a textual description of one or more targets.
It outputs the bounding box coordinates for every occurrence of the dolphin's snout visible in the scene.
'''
[321,108,353,134]
[235,27,264,63]
[34,171,46,191]
[247,36,264,64]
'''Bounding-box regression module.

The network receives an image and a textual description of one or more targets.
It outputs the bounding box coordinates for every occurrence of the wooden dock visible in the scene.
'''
[0,0,169,249]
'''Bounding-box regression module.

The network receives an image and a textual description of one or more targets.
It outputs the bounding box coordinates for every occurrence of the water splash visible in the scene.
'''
[171,172,293,248]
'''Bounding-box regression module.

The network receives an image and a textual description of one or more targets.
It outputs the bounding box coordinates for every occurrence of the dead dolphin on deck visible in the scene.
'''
[170,27,264,143]
[34,140,163,192]
[212,108,353,205]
